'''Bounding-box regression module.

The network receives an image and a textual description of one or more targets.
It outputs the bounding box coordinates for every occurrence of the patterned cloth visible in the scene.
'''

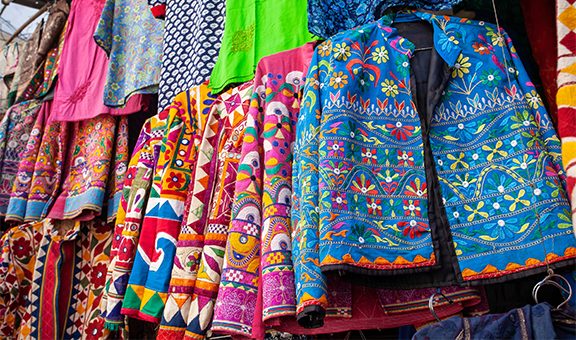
[47,115,128,221]
[292,11,576,325]
[307,0,463,38]
[101,111,169,329]
[6,100,52,222]
[557,0,576,231]
[19,114,66,222]
[157,87,222,336]
[0,100,42,220]
[122,85,216,322]
[158,82,253,339]
[212,43,315,337]
[208,0,313,94]
[26,219,112,339]
[150,0,225,111]
[0,220,44,338]
[94,0,163,107]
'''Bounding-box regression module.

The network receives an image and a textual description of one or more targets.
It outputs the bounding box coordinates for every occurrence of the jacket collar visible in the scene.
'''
[377,10,462,67]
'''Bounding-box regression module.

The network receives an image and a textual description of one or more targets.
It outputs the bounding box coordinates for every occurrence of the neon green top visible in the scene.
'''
[208,0,313,93]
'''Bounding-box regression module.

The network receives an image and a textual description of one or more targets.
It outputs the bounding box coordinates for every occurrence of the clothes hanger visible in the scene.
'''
[428,288,455,322]
[532,268,573,310]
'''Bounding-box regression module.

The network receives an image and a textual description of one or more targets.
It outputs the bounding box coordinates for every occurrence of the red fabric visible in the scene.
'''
[58,241,75,334]
[150,5,166,19]
[272,285,480,335]
[521,0,558,120]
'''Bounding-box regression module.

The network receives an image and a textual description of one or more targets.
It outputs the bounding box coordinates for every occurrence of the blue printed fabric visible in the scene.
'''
[292,10,576,322]
[94,0,163,107]
[308,0,463,38]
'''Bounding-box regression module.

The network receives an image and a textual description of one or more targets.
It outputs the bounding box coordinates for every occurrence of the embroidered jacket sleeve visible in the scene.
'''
[134,90,201,322]
[101,117,153,329]
[122,102,182,320]
[291,49,329,327]
[158,87,223,337]
[502,30,563,170]
[180,82,252,338]
[210,81,268,337]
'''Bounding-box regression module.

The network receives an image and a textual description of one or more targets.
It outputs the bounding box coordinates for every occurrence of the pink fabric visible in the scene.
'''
[49,0,145,122]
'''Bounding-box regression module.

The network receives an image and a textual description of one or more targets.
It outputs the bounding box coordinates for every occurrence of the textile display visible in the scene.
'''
[0,1,573,339]
[158,81,253,339]
[212,43,315,337]
[122,85,216,322]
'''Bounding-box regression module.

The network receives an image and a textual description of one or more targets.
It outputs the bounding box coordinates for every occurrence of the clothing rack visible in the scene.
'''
[5,1,50,45]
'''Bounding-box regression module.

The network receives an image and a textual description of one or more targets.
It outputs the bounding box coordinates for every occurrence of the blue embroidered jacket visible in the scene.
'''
[292,11,576,326]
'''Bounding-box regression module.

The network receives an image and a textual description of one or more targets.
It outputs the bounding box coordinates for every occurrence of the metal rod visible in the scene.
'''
[5,2,49,45]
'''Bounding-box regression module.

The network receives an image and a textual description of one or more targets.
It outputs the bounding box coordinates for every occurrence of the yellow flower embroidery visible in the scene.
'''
[504,189,531,211]
[371,47,389,64]
[452,55,471,78]
[464,201,489,222]
[525,90,542,110]
[381,79,399,97]
[482,141,508,161]
[319,41,332,57]
[333,43,351,61]
[329,71,348,89]
[447,152,469,170]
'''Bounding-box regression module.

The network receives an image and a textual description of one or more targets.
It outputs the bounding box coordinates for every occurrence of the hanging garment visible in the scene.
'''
[0,100,43,221]
[101,111,169,330]
[6,100,53,223]
[158,81,252,339]
[307,0,463,39]
[557,0,576,231]
[46,115,128,221]
[156,87,222,335]
[208,0,313,94]
[25,219,112,339]
[211,42,315,338]
[413,303,557,339]
[33,21,67,99]
[122,85,216,322]
[94,0,163,108]
[13,0,69,103]
[0,220,44,338]
[49,0,146,121]
[292,11,576,327]
[21,113,66,222]
[0,43,20,113]
[149,0,225,111]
